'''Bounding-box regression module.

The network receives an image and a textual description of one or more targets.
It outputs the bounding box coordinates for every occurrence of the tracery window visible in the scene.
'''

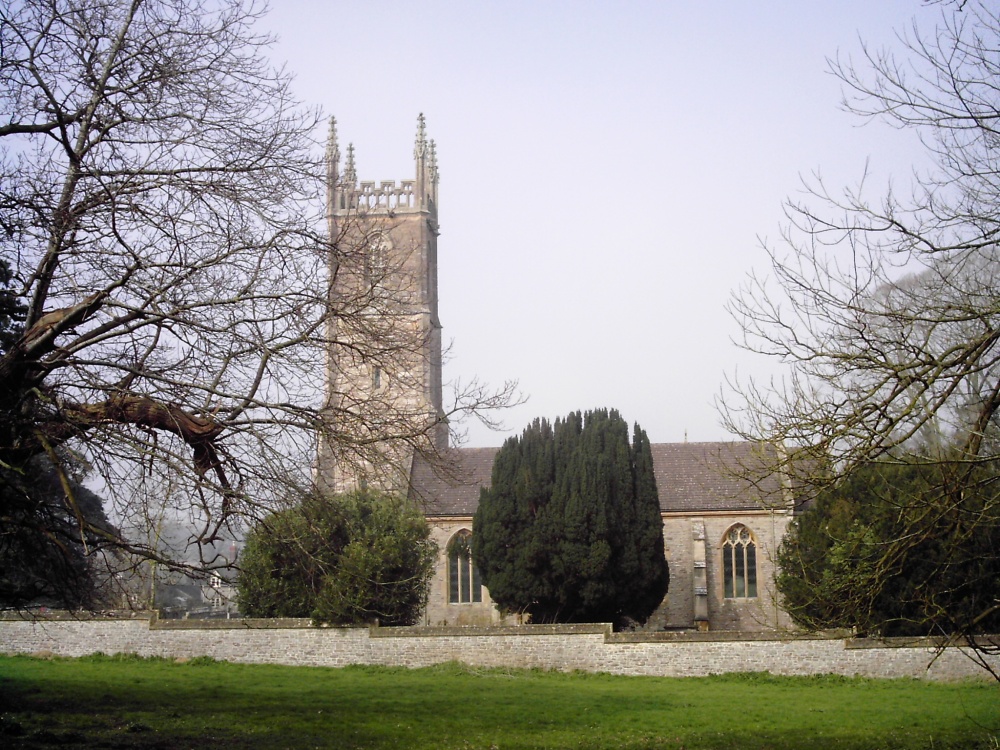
[722,524,757,598]
[448,530,482,604]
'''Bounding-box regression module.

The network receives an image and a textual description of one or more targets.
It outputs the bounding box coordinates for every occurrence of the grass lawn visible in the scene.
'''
[0,654,997,749]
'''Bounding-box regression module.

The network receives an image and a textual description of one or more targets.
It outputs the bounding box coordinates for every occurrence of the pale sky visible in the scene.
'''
[265,1,930,447]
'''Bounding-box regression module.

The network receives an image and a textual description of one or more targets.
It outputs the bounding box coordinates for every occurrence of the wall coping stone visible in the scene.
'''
[149,614,319,630]
[846,635,1000,650]
[370,623,610,638]
[608,629,854,643]
[0,610,154,621]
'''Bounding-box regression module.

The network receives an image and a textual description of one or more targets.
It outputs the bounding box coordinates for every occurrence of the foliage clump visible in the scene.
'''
[473,408,668,626]
[1,455,116,610]
[777,458,1000,638]
[238,490,436,626]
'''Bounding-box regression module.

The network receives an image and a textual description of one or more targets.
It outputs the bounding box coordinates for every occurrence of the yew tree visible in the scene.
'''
[472,409,668,627]
[777,458,1000,640]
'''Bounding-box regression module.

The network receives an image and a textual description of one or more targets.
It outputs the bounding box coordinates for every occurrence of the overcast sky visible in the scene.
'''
[265,1,932,447]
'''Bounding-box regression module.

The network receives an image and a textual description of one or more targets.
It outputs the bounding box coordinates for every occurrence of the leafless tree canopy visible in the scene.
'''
[724,1,1000,472]
[722,1,1000,663]
[0,0,514,606]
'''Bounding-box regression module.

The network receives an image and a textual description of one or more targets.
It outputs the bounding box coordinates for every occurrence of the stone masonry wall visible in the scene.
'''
[2,614,996,681]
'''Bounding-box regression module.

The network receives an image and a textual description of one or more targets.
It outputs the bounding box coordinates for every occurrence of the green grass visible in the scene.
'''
[0,654,997,749]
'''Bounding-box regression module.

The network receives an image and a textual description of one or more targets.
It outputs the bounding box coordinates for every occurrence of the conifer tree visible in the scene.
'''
[473,409,668,626]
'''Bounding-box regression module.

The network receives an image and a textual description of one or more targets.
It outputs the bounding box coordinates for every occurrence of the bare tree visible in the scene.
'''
[722,1,1000,668]
[0,0,514,609]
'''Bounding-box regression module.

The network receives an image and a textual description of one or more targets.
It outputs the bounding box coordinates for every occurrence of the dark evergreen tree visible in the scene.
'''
[777,457,1000,638]
[0,455,117,610]
[0,257,26,355]
[473,409,668,626]
[238,490,437,626]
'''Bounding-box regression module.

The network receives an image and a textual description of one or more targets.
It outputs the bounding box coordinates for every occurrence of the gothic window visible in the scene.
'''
[447,530,482,604]
[722,524,757,599]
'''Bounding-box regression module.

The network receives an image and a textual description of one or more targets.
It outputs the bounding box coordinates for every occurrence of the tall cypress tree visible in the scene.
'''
[473,409,668,626]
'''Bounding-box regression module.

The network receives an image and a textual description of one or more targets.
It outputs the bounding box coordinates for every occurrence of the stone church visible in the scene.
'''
[321,116,795,633]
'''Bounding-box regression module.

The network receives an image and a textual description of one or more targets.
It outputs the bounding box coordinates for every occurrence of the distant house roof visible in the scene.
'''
[409,441,788,517]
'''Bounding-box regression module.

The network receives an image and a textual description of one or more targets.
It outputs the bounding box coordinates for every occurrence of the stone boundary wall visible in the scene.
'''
[1,614,996,681]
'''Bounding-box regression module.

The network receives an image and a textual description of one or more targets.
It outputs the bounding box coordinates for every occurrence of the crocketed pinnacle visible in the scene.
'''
[326,116,339,167]
[414,113,428,159]
[344,143,357,185]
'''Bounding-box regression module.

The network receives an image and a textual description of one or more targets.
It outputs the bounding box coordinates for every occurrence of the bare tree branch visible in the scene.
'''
[722,1,1000,673]
[0,0,516,610]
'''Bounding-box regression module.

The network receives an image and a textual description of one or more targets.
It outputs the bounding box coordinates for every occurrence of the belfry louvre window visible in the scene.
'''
[364,233,390,288]
[723,525,757,598]
[448,531,482,604]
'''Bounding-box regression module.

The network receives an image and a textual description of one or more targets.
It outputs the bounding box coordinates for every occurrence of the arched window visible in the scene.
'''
[364,232,390,288]
[447,530,482,604]
[722,525,757,599]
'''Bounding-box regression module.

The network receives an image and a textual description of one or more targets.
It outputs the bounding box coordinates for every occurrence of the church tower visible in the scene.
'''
[320,115,446,494]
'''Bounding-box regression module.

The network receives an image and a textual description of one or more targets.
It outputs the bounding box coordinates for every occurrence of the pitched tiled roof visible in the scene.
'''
[408,447,498,516]
[409,441,788,517]
[650,441,786,512]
